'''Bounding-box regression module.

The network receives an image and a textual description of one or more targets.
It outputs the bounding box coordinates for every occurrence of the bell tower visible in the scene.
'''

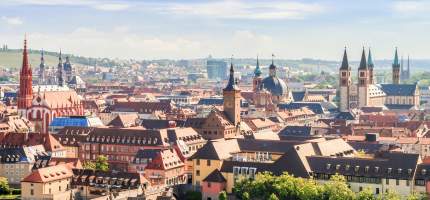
[392,48,400,84]
[253,56,262,92]
[339,48,351,112]
[18,37,33,117]
[223,58,241,127]
[358,48,369,108]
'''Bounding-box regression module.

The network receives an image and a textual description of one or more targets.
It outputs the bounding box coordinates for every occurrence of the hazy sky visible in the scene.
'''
[1,0,430,60]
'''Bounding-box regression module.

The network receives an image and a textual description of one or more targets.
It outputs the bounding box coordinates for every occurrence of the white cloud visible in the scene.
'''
[1,16,23,25]
[94,3,129,11]
[160,1,324,20]
[392,1,430,13]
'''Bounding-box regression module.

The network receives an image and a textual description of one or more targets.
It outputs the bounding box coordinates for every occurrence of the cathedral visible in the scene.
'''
[17,38,84,133]
[339,48,420,112]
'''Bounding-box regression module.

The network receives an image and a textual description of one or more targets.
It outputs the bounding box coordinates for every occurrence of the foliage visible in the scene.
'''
[83,156,109,171]
[233,172,426,200]
[0,178,10,195]
[95,155,109,171]
[218,191,227,200]
[184,191,202,200]
[83,161,96,170]
[268,193,279,200]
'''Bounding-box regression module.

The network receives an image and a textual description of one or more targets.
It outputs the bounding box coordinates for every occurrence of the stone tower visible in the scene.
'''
[358,48,369,108]
[223,59,241,127]
[339,48,351,112]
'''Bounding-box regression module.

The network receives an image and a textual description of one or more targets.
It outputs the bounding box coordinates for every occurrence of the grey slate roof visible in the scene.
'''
[380,84,417,96]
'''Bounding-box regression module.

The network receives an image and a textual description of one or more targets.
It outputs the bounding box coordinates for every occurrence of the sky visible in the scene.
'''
[1,0,430,61]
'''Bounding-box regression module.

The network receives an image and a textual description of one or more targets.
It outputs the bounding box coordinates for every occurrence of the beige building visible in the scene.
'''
[21,164,73,200]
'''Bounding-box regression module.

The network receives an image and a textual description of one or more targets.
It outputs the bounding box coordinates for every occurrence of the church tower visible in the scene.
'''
[223,59,241,127]
[392,48,400,84]
[39,50,45,84]
[57,51,64,86]
[18,37,33,116]
[367,48,374,84]
[253,56,262,92]
[339,48,351,112]
[64,56,73,83]
[358,48,369,108]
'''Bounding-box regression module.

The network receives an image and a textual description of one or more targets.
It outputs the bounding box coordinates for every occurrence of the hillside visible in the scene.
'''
[0,49,117,70]
[0,50,63,69]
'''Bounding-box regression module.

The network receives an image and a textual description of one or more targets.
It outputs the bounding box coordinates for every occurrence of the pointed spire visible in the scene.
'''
[358,47,367,70]
[224,55,238,91]
[393,47,400,67]
[41,49,44,63]
[407,54,410,72]
[340,47,349,70]
[254,55,262,77]
[21,35,31,73]
[367,48,374,69]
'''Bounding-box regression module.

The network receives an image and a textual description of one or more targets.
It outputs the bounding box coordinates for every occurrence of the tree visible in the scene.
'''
[0,177,10,195]
[184,191,202,200]
[242,192,250,200]
[83,161,96,170]
[95,155,109,171]
[384,189,401,200]
[218,191,227,200]
[357,187,377,200]
[322,174,355,200]
[268,193,279,200]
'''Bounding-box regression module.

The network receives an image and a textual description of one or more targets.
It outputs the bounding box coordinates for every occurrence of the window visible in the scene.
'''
[196,170,200,176]
[196,159,200,165]
[386,179,389,185]
[396,179,399,186]
[59,186,61,191]
[359,186,363,192]
[233,167,240,176]
[241,167,248,175]
[406,180,410,186]
[207,182,211,188]
[376,188,380,194]
[207,160,211,166]
[249,168,257,179]
[30,189,34,195]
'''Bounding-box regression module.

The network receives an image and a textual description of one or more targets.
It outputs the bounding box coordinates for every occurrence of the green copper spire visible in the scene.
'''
[254,56,262,77]
[367,48,374,69]
[393,47,400,68]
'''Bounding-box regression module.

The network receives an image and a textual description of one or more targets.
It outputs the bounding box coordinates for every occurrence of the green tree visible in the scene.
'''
[218,191,227,200]
[357,187,377,200]
[0,177,10,195]
[83,161,96,170]
[184,191,202,200]
[406,192,427,200]
[322,174,355,200]
[95,155,109,171]
[268,193,279,200]
[242,192,250,200]
[384,189,401,200]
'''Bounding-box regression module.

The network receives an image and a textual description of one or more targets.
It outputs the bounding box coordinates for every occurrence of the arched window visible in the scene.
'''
[36,110,41,119]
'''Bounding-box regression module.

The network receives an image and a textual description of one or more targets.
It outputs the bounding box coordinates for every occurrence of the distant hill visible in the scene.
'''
[0,49,114,70]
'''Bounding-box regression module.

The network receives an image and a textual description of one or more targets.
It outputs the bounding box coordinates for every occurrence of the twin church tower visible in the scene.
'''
[339,47,418,112]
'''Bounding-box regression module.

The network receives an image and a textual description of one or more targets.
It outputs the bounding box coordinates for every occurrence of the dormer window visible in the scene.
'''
[375,166,379,173]
[398,168,402,174]
[345,165,350,171]
[407,169,412,175]
[326,164,331,170]
[336,164,341,170]
[365,166,369,173]
[422,169,427,175]
[355,166,360,172]
[387,168,392,174]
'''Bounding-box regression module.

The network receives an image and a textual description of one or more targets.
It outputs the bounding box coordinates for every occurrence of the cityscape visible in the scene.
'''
[2,1,430,200]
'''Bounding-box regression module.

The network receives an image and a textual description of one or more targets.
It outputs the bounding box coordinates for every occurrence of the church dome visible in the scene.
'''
[262,76,288,96]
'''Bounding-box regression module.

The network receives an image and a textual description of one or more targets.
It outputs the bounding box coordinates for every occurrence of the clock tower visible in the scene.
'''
[223,59,241,127]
